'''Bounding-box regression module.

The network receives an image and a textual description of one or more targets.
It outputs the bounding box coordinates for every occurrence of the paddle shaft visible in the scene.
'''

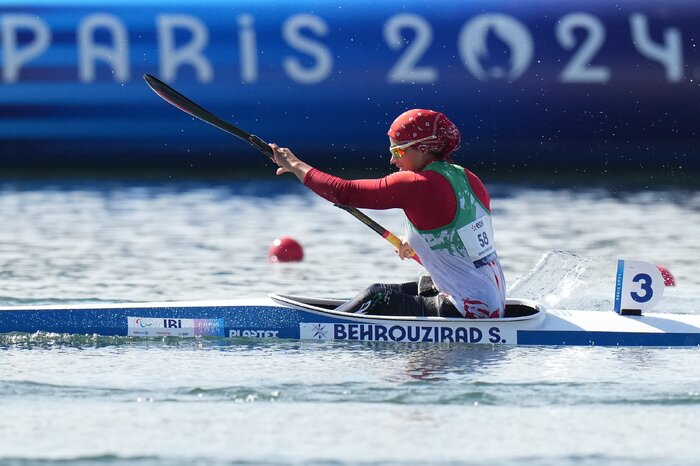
[143,74,422,266]
[334,204,422,265]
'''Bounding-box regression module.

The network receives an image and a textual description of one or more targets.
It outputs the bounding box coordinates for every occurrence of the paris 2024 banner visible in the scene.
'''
[0,0,698,172]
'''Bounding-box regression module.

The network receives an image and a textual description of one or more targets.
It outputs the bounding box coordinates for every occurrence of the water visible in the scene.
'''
[0,177,699,465]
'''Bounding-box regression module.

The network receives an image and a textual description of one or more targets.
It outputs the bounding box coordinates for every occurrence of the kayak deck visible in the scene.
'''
[0,295,699,346]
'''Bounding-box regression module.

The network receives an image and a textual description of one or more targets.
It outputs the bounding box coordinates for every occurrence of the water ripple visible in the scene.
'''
[2,180,700,463]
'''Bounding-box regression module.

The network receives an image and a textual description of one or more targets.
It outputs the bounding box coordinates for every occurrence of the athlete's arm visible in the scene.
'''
[271,143,491,230]
[304,168,457,230]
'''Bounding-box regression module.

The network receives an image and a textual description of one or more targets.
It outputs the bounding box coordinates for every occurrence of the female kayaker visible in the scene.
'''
[270,109,505,318]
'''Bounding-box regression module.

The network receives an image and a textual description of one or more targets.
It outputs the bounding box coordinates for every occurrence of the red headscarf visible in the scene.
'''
[387,109,461,161]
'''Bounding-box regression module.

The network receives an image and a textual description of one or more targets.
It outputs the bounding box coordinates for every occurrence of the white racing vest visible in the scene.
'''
[406,162,506,318]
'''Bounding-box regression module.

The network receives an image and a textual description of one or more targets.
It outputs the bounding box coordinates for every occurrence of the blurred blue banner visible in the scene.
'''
[0,0,698,172]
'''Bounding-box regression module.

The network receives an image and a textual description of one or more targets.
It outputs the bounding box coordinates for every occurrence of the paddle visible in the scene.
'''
[334,204,422,265]
[143,73,423,266]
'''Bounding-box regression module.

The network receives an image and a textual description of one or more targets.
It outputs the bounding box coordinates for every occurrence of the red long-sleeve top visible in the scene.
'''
[303,167,491,230]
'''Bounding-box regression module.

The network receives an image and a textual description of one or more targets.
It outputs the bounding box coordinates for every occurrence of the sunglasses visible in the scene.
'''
[389,135,437,158]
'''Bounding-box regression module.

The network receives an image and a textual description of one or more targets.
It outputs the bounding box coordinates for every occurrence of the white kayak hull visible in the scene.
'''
[1,294,699,347]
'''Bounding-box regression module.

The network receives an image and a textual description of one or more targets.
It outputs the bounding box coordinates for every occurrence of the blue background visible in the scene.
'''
[1,0,698,173]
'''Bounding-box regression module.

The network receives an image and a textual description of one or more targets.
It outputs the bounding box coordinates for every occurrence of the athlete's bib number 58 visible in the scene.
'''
[477,232,489,247]
[458,216,496,264]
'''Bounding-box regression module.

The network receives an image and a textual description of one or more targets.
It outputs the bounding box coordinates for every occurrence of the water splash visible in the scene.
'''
[508,250,698,314]
[507,250,619,311]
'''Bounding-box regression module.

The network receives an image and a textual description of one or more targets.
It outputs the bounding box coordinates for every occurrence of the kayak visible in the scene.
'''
[1,293,699,347]
[1,260,695,347]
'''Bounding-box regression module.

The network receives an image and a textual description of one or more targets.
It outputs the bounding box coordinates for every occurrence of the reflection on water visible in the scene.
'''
[380,343,511,382]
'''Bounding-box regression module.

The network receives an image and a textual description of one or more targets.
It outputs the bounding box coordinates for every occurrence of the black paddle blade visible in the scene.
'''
[143,74,272,157]
[143,74,416,264]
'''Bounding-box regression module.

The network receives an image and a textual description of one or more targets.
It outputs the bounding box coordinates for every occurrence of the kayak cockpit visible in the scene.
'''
[504,301,541,318]
[269,294,544,321]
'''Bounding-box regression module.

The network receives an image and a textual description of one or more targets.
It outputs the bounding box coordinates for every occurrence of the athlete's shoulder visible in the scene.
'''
[420,168,452,184]
[384,170,425,184]
[463,168,491,211]
[464,167,483,183]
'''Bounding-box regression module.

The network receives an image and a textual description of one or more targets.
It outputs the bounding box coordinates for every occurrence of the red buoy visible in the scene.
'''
[268,236,304,263]
[656,265,676,287]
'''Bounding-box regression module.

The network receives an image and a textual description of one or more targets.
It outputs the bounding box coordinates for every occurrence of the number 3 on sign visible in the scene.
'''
[614,260,665,314]
[631,273,654,303]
